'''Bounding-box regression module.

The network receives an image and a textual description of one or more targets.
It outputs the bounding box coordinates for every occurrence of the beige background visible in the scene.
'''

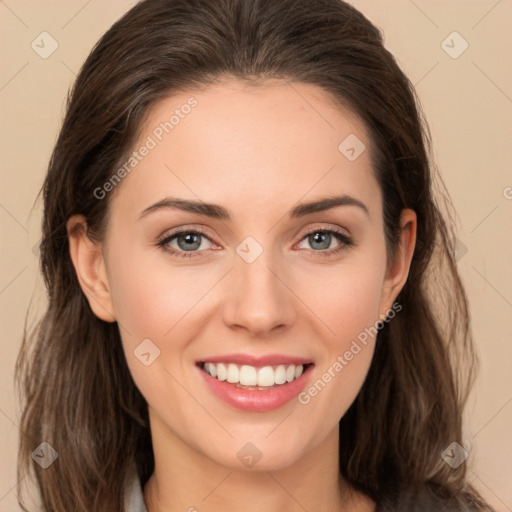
[1,0,511,510]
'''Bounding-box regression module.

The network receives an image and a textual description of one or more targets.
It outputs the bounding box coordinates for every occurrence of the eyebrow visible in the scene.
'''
[137,194,369,221]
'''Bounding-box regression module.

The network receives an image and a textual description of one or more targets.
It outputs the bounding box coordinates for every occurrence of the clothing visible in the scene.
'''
[122,471,379,512]
[123,468,479,512]
[124,468,148,512]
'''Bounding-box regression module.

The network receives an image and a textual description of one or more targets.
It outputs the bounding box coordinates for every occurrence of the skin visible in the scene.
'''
[68,79,416,512]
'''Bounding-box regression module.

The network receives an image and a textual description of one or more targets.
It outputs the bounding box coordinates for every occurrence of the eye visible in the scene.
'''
[157,228,217,258]
[157,225,354,260]
[295,227,354,257]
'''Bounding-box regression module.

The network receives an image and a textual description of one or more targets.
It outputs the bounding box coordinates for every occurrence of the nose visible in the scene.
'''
[222,249,297,337]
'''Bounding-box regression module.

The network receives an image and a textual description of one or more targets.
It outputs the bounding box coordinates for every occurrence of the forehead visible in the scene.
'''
[108,79,380,223]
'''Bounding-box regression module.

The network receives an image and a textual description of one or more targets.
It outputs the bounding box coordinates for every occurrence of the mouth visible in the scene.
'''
[196,356,314,412]
[198,361,314,390]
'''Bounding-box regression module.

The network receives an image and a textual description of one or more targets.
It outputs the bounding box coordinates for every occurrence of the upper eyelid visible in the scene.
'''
[296,223,350,238]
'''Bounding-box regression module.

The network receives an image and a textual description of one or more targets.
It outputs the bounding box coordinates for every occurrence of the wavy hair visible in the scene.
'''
[16,0,493,510]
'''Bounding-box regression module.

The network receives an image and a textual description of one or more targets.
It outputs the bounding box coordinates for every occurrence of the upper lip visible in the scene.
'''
[198,353,313,367]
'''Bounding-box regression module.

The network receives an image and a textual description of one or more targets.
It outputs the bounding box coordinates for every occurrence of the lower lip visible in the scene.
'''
[198,364,314,412]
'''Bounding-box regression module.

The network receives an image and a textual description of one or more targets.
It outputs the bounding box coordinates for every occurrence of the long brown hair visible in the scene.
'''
[16,0,493,510]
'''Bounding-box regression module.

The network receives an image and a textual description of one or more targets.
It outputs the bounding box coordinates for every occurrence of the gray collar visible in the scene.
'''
[124,467,148,512]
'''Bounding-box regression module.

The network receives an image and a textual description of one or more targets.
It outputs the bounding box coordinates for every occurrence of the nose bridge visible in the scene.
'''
[223,242,296,334]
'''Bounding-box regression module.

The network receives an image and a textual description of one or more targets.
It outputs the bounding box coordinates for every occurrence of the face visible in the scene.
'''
[72,79,415,472]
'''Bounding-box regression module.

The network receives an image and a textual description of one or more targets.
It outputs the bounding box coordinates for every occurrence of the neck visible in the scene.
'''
[143,409,375,512]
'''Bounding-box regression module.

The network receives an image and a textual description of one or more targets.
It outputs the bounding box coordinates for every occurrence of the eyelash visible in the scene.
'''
[156,225,354,259]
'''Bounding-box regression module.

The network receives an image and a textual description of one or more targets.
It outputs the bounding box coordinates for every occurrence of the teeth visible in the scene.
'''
[216,363,227,381]
[257,366,274,387]
[274,365,287,385]
[203,362,305,387]
[240,365,257,385]
[226,363,238,383]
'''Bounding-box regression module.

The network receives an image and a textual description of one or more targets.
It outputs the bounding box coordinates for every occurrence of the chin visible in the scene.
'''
[199,434,311,473]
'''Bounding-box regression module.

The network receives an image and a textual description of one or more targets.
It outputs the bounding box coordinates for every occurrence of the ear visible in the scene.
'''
[67,215,116,322]
[378,208,417,318]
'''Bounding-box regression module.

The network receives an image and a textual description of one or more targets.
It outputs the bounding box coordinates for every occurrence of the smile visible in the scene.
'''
[201,362,308,389]
[197,358,314,412]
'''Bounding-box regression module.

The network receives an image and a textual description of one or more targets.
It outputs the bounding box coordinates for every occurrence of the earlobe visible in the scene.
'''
[379,209,417,317]
[67,215,116,323]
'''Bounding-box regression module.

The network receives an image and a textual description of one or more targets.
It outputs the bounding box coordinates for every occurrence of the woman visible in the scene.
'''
[16,0,494,510]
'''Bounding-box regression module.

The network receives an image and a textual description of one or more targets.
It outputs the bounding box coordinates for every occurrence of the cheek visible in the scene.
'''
[303,253,386,346]
[106,256,199,414]
[107,244,213,339]
[105,243,229,397]
[294,253,386,423]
